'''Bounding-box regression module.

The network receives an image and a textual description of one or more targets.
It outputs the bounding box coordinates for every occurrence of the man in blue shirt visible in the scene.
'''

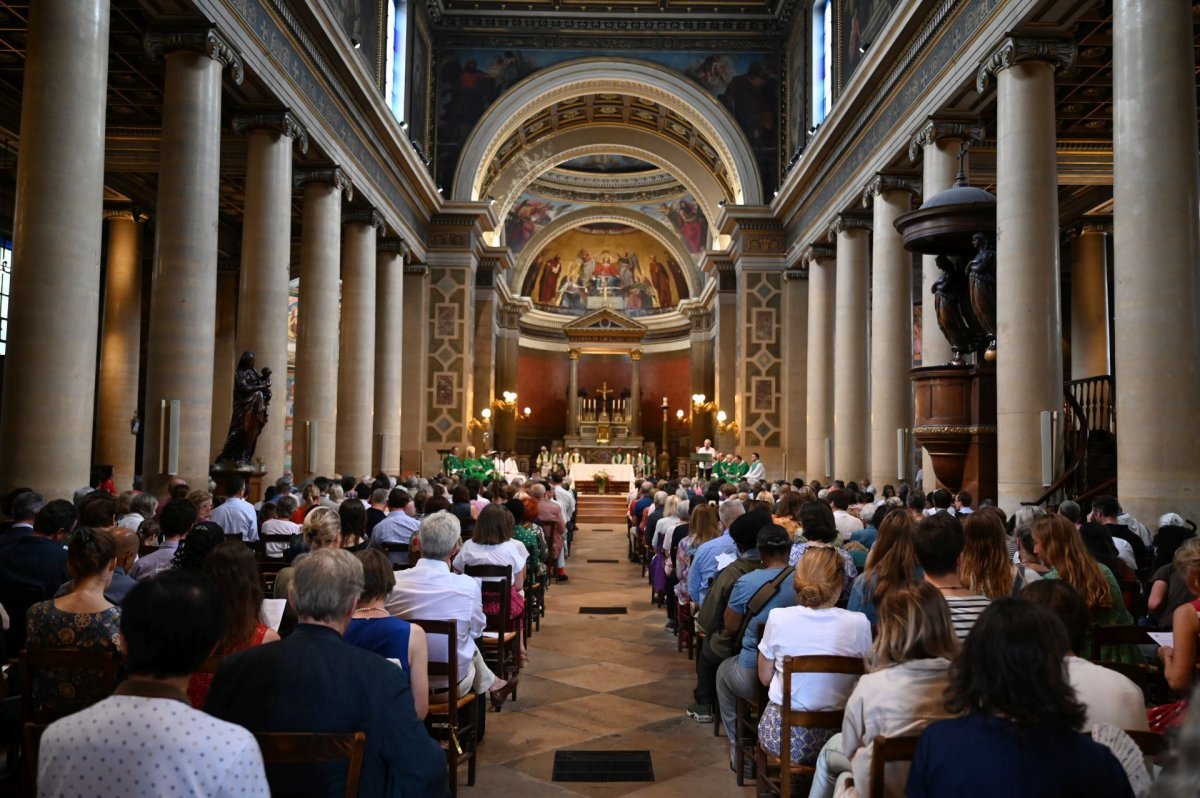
[688,499,746,606]
[715,524,796,745]
[371,489,420,564]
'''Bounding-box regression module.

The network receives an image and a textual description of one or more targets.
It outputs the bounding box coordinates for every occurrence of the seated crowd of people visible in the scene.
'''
[0,466,581,796]
[627,474,1200,796]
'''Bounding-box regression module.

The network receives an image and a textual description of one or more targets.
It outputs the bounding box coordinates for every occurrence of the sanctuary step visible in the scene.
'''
[575,493,629,525]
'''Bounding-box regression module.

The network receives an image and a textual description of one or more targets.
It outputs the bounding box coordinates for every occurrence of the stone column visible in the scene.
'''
[292,168,352,480]
[978,37,1075,511]
[1113,0,1200,522]
[689,308,716,447]
[909,120,984,491]
[0,1,109,497]
[399,264,429,473]
[782,268,808,481]
[210,263,239,464]
[336,209,382,479]
[232,110,307,482]
[140,28,242,495]
[494,301,521,452]
[567,348,581,434]
[1069,222,1111,380]
[713,260,738,453]
[471,264,497,451]
[96,209,147,493]
[865,177,918,488]
[831,214,872,483]
[374,239,406,475]
[804,244,836,483]
[629,350,642,436]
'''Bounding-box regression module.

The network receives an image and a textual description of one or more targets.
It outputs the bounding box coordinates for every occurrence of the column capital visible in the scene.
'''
[403,264,429,277]
[687,306,714,332]
[801,243,837,264]
[861,174,921,208]
[784,268,808,282]
[144,27,244,85]
[976,35,1077,93]
[294,168,354,201]
[232,110,309,154]
[343,208,385,231]
[630,349,643,362]
[378,237,411,257]
[103,206,150,223]
[568,348,581,361]
[1065,216,1113,239]
[828,213,872,241]
[908,118,985,163]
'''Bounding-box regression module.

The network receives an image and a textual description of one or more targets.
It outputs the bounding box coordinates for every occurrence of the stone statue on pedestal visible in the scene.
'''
[967,232,998,356]
[216,351,272,467]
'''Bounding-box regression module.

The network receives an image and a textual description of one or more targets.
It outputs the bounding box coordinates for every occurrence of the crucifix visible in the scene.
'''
[597,381,612,419]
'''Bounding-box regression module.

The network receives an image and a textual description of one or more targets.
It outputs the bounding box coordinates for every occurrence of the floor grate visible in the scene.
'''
[552,750,654,782]
[586,559,620,563]
[578,606,628,615]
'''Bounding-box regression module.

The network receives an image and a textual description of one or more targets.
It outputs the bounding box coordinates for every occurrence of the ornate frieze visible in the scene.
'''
[976,36,1077,93]
[907,118,984,163]
[231,110,309,155]
[144,28,244,85]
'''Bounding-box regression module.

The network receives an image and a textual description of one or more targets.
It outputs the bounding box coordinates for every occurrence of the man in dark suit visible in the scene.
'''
[206,548,446,798]
[0,498,75,654]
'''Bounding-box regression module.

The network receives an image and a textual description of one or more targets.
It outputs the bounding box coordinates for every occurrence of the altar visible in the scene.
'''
[562,309,648,452]
[568,462,635,485]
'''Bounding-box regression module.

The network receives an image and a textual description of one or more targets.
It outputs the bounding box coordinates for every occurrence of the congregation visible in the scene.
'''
[1,459,1200,796]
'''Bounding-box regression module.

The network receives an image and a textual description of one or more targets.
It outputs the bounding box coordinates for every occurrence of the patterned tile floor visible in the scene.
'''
[470,524,754,796]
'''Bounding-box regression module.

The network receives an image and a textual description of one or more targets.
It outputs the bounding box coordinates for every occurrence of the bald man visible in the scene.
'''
[54,524,140,605]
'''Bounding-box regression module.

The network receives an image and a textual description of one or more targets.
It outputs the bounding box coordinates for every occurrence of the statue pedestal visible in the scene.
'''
[211,463,267,503]
[911,364,996,504]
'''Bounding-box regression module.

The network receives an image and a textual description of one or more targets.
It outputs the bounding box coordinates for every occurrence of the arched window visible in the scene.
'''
[811,0,833,126]
[384,0,408,120]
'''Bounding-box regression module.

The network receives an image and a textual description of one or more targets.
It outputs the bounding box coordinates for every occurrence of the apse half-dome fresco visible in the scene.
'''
[520,224,691,317]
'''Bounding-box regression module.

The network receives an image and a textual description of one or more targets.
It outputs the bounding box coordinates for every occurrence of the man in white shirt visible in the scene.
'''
[696,439,716,481]
[829,490,864,542]
[210,475,259,542]
[38,571,269,797]
[1023,579,1149,731]
[550,473,576,523]
[744,452,766,484]
[386,511,508,701]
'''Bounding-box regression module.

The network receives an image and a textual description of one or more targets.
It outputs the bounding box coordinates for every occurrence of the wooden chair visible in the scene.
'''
[256,532,298,562]
[1089,624,1152,659]
[254,732,367,798]
[378,541,411,570]
[0,586,45,654]
[21,722,47,798]
[867,733,922,798]
[755,655,865,797]
[257,560,288,594]
[137,543,159,558]
[523,567,542,638]
[733,623,768,785]
[677,600,696,660]
[411,618,478,796]
[465,565,521,699]
[20,648,121,725]
[1117,580,1148,618]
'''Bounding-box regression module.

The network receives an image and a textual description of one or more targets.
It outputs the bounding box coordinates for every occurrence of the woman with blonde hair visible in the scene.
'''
[1031,513,1133,661]
[1159,538,1200,693]
[757,547,872,766]
[960,510,1023,600]
[675,503,720,608]
[810,582,959,798]
[290,483,321,523]
[272,506,342,600]
[848,509,920,627]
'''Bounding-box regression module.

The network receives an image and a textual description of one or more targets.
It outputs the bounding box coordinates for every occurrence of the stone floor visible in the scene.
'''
[470,523,754,796]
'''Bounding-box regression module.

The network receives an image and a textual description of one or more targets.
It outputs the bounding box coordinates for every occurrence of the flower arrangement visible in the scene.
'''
[593,469,612,494]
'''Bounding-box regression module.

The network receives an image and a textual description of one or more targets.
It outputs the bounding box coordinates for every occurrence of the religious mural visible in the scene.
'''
[559,154,652,173]
[435,49,779,192]
[504,193,709,258]
[520,224,690,316]
[839,0,899,89]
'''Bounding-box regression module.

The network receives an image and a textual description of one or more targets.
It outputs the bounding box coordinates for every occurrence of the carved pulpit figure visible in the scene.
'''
[932,255,985,365]
[216,351,273,467]
[967,232,998,356]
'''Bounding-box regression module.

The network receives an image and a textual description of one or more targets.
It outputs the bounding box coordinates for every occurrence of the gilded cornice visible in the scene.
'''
[861,175,921,208]
[232,110,310,155]
[976,36,1077,93]
[144,28,244,85]
[907,118,984,163]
